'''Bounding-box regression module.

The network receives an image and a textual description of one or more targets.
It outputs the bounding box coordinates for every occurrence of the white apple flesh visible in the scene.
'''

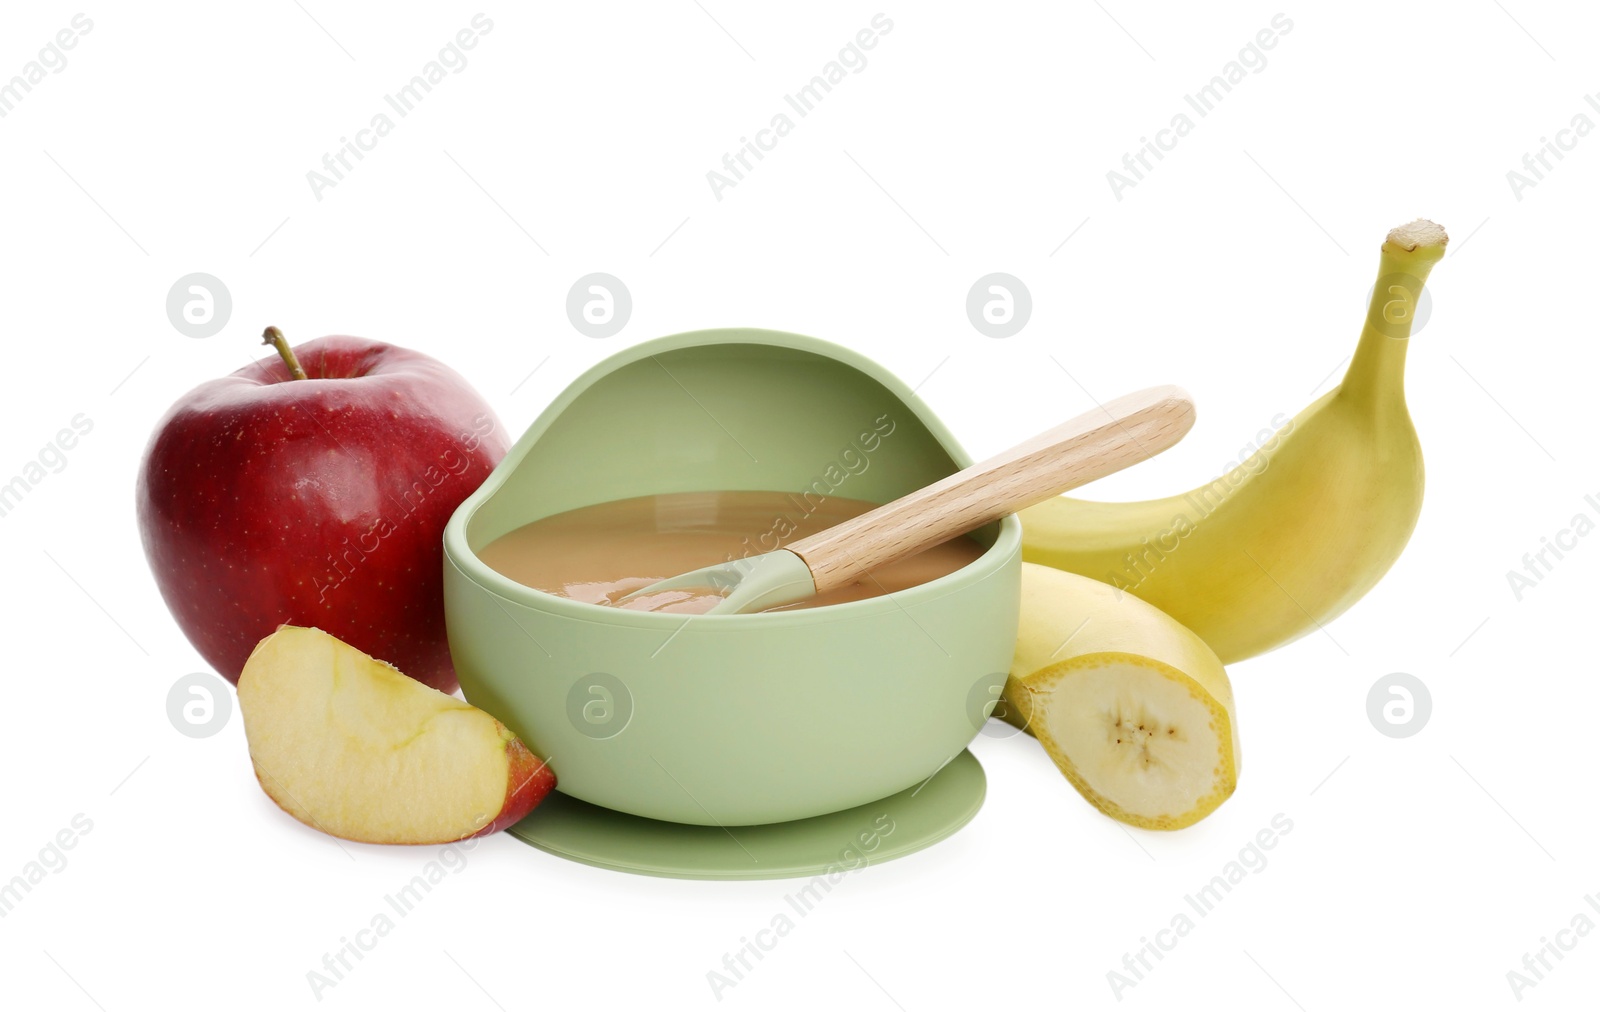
[238,625,555,844]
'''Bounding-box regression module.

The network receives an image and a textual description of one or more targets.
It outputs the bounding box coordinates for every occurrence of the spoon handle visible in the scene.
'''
[786,385,1195,594]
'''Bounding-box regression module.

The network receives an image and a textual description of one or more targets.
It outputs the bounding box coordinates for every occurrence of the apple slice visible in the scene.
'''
[237,625,554,844]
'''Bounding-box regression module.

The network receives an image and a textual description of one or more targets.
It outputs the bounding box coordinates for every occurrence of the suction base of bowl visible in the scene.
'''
[505,750,985,880]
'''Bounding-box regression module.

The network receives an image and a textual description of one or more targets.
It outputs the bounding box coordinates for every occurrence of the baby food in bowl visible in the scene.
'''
[476,490,985,615]
[443,328,1020,826]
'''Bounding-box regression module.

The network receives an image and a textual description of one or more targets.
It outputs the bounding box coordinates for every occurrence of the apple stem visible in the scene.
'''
[262,326,309,380]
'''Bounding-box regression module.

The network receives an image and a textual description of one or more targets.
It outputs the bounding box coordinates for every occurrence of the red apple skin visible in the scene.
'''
[474,736,557,837]
[137,336,508,692]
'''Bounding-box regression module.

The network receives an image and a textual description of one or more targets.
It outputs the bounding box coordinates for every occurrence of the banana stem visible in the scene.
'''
[1340,220,1448,408]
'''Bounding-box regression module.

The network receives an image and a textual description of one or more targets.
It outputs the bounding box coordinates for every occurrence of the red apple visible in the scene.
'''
[239,625,555,843]
[137,328,508,692]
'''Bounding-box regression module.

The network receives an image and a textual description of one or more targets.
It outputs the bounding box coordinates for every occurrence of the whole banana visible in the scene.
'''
[1021,219,1447,664]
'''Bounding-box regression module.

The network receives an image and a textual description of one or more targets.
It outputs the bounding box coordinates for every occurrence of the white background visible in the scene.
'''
[1,2,1596,1008]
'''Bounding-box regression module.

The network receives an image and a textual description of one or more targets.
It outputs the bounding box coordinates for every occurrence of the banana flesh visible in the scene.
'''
[1004,563,1239,830]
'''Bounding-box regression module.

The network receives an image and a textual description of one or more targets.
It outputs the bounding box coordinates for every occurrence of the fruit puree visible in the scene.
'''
[478,490,986,614]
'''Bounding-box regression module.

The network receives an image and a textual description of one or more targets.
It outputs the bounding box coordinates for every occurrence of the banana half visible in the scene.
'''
[1004,563,1240,830]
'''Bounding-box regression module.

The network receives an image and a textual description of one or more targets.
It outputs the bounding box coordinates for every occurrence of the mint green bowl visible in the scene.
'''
[443,329,1020,826]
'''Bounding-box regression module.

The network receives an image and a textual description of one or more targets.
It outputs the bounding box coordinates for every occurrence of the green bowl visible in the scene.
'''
[443,329,1020,826]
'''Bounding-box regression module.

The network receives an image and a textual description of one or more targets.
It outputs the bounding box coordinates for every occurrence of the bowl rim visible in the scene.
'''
[443,327,1021,629]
